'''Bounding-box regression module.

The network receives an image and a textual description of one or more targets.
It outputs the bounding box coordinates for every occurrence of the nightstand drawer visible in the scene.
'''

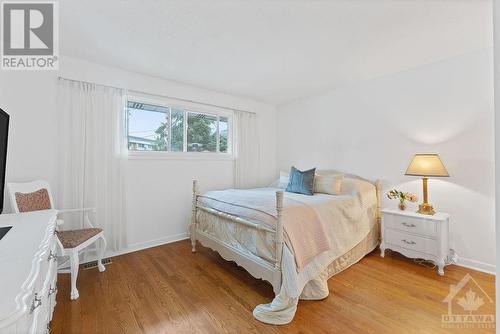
[384,214,437,238]
[385,229,438,255]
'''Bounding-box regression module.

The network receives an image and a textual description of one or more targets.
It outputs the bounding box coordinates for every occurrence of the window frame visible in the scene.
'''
[126,94,234,160]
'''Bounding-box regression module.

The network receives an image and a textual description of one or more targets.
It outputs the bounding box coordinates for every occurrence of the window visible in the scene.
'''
[126,97,232,155]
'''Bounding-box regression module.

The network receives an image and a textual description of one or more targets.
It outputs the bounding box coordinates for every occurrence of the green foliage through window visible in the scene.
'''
[127,100,230,154]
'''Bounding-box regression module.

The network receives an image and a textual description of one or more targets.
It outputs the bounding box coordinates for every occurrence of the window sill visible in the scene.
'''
[127,151,235,161]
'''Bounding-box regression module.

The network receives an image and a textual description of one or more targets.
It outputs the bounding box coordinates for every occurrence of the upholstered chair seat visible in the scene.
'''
[8,180,107,301]
[58,228,103,248]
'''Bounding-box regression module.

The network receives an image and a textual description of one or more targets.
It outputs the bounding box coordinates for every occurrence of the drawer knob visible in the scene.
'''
[30,293,42,313]
[48,285,57,296]
[48,250,57,262]
[402,239,416,245]
[402,222,416,228]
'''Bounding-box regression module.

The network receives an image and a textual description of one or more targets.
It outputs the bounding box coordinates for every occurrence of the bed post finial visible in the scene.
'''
[375,180,382,223]
[191,180,198,253]
[275,191,284,271]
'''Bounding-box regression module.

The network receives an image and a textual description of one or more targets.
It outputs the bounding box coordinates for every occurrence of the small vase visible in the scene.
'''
[398,201,407,211]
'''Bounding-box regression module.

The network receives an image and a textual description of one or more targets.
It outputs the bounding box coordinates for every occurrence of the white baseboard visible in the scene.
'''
[455,257,496,275]
[119,233,189,256]
[80,232,189,264]
[79,234,496,277]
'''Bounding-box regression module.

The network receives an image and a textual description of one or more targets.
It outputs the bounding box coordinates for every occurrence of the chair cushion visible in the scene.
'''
[58,228,103,248]
[15,189,52,213]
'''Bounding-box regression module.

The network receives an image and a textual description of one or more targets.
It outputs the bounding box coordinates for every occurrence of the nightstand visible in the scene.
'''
[380,208,455,275]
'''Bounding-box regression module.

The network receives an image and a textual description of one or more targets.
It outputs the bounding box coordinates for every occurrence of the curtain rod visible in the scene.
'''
[57,76,256,115]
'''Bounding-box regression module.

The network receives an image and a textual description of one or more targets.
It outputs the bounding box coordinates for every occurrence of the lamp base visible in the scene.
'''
[417,203,435,215]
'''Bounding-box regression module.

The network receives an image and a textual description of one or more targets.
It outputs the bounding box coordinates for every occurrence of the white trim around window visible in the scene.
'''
[126,94,234,160]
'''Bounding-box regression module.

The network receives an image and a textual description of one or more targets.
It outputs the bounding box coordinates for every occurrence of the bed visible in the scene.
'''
[189,173,381,324]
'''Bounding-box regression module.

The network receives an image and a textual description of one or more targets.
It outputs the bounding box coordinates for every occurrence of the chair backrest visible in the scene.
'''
[7,180,55,213]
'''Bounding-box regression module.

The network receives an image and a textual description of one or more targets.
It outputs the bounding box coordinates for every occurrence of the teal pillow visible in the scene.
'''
[286,166,316,196]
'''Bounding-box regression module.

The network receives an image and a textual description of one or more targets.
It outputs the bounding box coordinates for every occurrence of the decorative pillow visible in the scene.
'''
[278,171,290,189]
[314,173,344,195]
[269,171,290,189]
[286,166,316,196]
[15,189,52,213]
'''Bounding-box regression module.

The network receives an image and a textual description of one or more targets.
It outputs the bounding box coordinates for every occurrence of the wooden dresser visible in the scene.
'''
[0,210,59,334]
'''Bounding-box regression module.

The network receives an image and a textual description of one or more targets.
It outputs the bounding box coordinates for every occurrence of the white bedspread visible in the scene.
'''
[196,177,378,324]
[199,177,377,272]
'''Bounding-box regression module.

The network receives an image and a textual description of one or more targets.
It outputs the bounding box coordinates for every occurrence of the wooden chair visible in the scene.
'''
[8,180,107,300]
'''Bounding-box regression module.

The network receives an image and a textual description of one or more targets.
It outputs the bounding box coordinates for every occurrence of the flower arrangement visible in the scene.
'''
[387,189,418,211]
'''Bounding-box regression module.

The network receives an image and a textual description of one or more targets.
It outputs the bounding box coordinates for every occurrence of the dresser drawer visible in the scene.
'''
[0,210,59,334]
[384,213,437,238]
[1,286,38,334]
[385,229,438,255]
[28,291,49,334]
[29,257,57,334]
[47,272,57,322]
[37,238,58,292]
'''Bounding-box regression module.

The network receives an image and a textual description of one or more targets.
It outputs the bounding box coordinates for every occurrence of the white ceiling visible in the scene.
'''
[60,0,493,105]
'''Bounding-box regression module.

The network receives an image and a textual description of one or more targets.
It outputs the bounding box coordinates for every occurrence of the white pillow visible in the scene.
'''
[314,173,343,195]
[278,171,290,189]
[269,171,290,189]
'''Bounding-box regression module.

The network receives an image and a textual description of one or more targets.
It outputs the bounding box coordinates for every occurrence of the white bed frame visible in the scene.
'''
[189,179,381,294]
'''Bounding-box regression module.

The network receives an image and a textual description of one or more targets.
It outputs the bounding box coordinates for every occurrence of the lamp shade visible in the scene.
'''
[405,154,449,177]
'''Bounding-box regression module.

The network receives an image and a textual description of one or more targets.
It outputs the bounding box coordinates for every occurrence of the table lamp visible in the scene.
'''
[405,153,449,215]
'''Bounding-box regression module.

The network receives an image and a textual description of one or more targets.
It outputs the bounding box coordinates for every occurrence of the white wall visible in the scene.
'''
[277,49,495,273]
[0,56,277,252]
[0,71,59,201]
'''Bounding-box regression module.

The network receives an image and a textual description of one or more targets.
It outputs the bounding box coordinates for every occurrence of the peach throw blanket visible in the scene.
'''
[199,184,371,272]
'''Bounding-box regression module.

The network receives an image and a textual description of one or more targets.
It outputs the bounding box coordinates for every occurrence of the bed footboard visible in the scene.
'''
[188,178,381,295]
[190,180,198,253]
[189,179,284,294]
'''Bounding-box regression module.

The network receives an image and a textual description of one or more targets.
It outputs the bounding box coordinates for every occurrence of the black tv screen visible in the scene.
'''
[0,109,9,214]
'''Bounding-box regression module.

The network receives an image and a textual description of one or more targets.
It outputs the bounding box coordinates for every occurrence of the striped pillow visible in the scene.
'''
[314,173,344,195]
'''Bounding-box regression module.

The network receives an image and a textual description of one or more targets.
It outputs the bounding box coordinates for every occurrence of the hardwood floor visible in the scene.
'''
[51,240,495,334]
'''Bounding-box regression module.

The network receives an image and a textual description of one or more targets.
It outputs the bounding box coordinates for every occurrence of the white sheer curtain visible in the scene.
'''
[233,110,260,188]
[57,78,128,251]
